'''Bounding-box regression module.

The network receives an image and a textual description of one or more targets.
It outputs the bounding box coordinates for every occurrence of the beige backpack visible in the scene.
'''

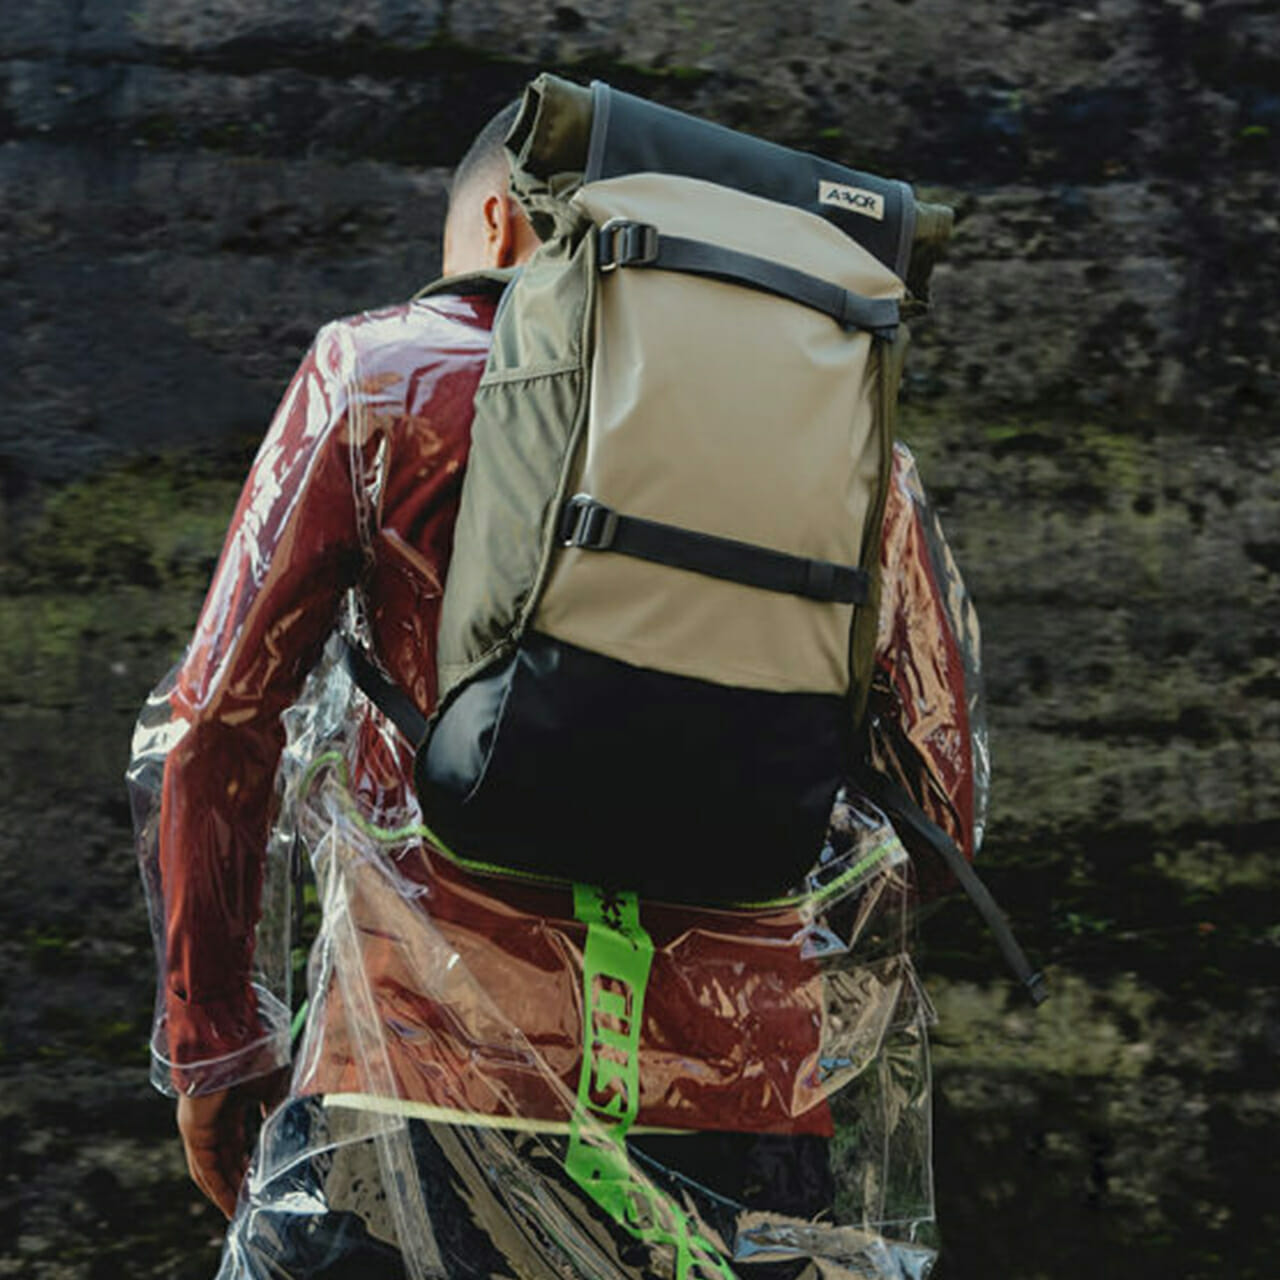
[412,74,953,904]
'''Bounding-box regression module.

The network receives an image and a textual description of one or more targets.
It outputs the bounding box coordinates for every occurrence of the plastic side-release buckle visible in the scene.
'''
[1024,970,1050,1007]
[558,494,619,550]
[597,219,660,272]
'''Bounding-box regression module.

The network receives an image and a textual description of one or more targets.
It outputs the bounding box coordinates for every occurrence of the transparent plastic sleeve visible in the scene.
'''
[128,668,295,1096]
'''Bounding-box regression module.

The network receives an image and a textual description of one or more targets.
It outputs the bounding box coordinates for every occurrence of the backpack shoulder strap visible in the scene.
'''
[412,268,519,302]
[343,639,428,747]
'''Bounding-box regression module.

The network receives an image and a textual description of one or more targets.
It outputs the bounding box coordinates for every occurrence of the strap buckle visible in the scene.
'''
[597,219,659,272]
[558,495,619,550]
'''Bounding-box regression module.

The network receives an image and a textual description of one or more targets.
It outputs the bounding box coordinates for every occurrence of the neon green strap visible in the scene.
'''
[566,884,737,1279]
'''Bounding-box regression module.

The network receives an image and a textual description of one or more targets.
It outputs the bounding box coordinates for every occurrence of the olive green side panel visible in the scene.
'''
[435,228,595,696]
[904,201,954,313]
[411,267,517,303]
[848,329,909,728]
[533,174,897,696]
[507,74,593,183]
[505,75,594,240]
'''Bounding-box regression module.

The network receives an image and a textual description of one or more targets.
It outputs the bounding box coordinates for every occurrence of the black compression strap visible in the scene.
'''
[342,639,428,747]
[558,495,868,605]
[855,767,1048,1006]
[597,220,900,338]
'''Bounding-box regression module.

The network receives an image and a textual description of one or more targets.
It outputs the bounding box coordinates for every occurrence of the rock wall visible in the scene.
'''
[2,3,1277,1277]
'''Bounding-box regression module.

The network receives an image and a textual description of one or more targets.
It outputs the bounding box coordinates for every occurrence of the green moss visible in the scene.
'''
[1076,422,1145,494]
[0,587,211,707]
[11,457,242,595]
[0,595,96,705]
[978,421,1026,444]
[931,968,1159,1081]
[614,59,711,86]
[1153,845,1278,895]
[25,926,79,975]
[85,1016,151,1063]
[897,409,1155,484]
[0,457,248,707]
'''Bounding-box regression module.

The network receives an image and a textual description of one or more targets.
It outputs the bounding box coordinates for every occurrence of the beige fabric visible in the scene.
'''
[533,174,902,695]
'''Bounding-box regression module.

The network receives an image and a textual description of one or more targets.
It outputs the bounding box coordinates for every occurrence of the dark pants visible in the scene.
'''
[218,1098,833,1279]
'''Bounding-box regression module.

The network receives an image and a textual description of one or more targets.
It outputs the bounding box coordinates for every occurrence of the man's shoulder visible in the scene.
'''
[316,288,497,370]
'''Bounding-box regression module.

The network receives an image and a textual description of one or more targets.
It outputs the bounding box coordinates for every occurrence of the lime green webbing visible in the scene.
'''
[566,884,738,1280]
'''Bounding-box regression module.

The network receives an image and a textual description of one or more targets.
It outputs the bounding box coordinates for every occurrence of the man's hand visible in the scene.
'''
[176,1071,288,1218]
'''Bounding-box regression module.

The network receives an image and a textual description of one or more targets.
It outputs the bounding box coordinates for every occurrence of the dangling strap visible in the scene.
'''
[856,769,1049,1006]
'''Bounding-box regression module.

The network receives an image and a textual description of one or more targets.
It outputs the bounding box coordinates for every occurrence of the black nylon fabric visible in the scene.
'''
[585,81,913,278]
[418,632,847,902]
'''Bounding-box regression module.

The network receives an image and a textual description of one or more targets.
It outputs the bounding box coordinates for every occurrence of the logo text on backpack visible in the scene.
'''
[818,181,885,221]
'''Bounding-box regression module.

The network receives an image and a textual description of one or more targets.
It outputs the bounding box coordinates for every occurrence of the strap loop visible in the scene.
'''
[558,495,868,605]
[595,219,900,339]
[559,493,620,549]
[598,218,659,271]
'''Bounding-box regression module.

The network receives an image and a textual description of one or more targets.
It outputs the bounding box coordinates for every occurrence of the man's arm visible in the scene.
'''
[157,322,364,1095]
[134,323,376,1216]
[869,443,986,878]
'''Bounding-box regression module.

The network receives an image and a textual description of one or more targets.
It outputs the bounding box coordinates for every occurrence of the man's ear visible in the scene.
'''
[481,191,520,269]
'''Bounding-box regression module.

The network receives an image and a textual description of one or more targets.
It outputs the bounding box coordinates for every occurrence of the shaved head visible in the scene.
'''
[443,100,538,276]
[450,100,521,207]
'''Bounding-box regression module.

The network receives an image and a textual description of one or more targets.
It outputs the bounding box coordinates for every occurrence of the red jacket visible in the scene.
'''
[153,288,976,1132]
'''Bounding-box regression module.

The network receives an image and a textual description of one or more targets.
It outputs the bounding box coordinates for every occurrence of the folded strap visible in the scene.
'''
[597,219,900,338]
[559,495,869,605]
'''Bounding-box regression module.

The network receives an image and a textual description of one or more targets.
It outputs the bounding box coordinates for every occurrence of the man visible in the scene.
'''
[133,93,977,1279]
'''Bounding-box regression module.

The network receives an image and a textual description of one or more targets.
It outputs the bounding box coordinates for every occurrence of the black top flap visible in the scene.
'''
[584,81,915,280]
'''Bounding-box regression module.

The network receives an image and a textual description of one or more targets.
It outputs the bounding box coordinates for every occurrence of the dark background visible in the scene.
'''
[1,1,1277,1276]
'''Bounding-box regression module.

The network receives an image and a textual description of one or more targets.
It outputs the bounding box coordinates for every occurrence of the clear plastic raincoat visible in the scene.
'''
[129,286,985,1280]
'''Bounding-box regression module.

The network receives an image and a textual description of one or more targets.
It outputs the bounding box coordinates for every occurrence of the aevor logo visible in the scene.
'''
[818,180,885,221]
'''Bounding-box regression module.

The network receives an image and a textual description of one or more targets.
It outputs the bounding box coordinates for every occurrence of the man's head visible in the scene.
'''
[443,100,540,276]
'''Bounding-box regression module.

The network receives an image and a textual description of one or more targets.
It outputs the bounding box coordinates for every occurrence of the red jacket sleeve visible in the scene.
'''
[159,322,362,1092]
